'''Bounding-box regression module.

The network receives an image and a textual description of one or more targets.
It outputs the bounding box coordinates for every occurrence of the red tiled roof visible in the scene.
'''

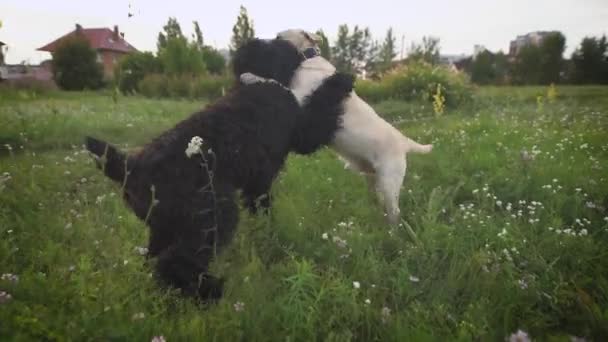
[38,27,137,53]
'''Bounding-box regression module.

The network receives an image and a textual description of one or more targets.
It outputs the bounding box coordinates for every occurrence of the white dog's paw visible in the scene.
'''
[240,72,267,85]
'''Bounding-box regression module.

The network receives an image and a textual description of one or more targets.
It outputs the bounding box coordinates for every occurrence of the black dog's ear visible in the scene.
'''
[85,136,128,183]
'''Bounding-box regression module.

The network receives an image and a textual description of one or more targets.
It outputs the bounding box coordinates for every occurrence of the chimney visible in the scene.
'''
[113,25,119,39]
[75,23,83,33]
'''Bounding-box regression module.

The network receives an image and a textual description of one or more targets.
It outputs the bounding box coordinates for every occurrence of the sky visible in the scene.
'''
[1,0,607,64]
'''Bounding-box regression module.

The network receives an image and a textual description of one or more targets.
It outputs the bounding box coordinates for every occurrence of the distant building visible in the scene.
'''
[473,44,487,59]
[439,54,469,71]
[38,24,137,79]
[509,31,558,55]
[0,60,53,82]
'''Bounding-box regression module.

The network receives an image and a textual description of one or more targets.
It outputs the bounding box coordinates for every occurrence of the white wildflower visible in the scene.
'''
[185,136,204,158]
[134,246,149,255]
[364,298,371,305]
[1,273,19,283]
[131,312,145,320]
[518,279,528,290]
[409,275,420,283]
[353,281,361,289]
[321,232,328,240]
[381,307,391,323]
[233,301,245,312]
[151,336,166,342]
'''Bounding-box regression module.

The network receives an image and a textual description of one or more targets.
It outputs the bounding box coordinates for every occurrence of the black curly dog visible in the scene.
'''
[85,38,354,302]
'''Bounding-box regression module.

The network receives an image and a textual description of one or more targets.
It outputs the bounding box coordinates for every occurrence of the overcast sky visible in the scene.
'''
[1,0,607,64]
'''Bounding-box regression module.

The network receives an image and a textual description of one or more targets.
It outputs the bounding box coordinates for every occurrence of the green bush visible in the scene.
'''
[138,74,232,100]
[52,36,103,90]
[191,76,232,100]
[138,74,169,98]
[115,52,162,94]
[357,61,474,107]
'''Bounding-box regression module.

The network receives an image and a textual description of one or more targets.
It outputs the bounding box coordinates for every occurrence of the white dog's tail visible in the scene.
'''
[402,137,433,154]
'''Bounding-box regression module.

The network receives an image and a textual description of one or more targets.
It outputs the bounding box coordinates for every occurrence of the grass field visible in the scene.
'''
[1,86,608,341]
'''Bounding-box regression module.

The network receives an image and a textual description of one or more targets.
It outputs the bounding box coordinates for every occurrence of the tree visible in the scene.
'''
[157,17,184,51]
[230,6,255,56]
[539,32,566,84]
[115,51,162,94]
[156,17,205,76]
[52,36,103,90]
[408,36,441,65]
[512,32,566,85]
[158,36,205,75]
[570,35,608,84]
[349,26,373,74]
[469,50,509,85]
[332,24,352,73]
[365,39,381,77]
[201,46,226,75]
[377,27,397,73]
[192,21,204,51]
[511,44,542,84]
[315,29,331,60]
[331,24,376,75]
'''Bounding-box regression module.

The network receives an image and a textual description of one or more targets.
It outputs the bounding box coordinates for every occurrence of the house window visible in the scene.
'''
[96,53,102,63]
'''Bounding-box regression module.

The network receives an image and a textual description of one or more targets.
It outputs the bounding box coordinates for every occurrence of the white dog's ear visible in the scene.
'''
[304,32,322,43]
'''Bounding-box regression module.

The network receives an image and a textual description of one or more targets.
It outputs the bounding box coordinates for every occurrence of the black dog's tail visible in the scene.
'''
[291,72,355,154]
[85,136,128,183]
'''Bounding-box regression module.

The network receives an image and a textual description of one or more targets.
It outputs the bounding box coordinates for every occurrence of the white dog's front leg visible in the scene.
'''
[240,72,269,84]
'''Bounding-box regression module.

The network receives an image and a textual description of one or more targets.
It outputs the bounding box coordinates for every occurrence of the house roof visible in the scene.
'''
[0,41,5,46]
[38,26,137,53]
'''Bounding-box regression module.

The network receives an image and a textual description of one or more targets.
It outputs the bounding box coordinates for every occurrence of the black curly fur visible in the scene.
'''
[85,76,353,302]
[232,38,304,87]
[232,38,354,152]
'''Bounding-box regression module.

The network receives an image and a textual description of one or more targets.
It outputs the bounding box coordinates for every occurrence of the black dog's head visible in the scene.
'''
[232,38,304,87]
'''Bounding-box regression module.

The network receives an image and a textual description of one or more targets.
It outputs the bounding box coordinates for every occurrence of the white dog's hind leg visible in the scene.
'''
[376,157,407,225]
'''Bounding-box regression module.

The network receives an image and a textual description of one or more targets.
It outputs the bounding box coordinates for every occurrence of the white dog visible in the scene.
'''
[243,29,433,225]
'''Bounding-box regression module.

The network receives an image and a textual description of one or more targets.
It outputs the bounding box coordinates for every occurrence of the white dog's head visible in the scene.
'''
[276,29,322,52]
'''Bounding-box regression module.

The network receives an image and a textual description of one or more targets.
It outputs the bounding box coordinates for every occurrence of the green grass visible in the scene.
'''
[1,87,608,341]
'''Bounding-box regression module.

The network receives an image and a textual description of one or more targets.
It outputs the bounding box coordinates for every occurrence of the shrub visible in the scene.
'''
[191,76,232,100]
[115,52,162,94]
[355,79,388,103]
[138,74,232,100]
[357,61,474,107]
[138,74,169,98]
[52,36,103,90]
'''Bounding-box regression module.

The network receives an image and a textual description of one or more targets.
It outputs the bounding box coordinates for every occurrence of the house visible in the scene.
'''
[38,24,137,79]
[509,31,558,56]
